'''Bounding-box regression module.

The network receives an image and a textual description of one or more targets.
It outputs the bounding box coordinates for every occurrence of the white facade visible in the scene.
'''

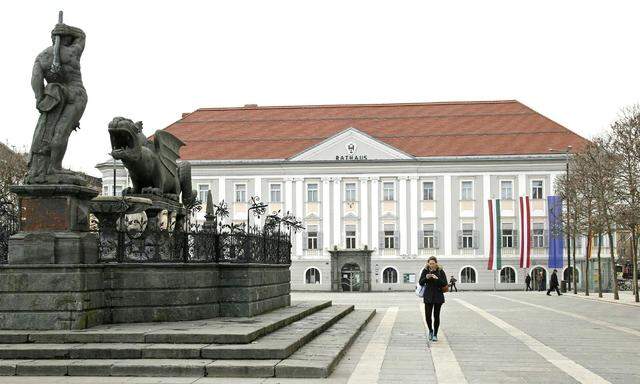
[97,127,605,291]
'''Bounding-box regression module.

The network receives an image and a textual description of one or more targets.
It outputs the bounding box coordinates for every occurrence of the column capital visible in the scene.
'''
[408,175,419,181]
[359,177,369,182]
[284,177,294,183]
[293,177,305,182]
[322,176,331,183]
[331,176,342,182]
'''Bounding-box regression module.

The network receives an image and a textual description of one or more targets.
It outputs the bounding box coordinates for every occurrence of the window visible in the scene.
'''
[384,224,396,249]
[422,224,435,249]
[382,267,398,283]
[102,185,109,196]
[532,223,545,248]
[305,268,320,284]
[383,182,395,201]
[345,225,356,249]
[500,267,516,283]
[345,183,357,202]
[306,225,318,250]
[235,184,246,202]
[307,183,318,202]
[270,183,282,203]
[532,180,544,199]
[460,224,474,249]
[422,181,434,200]
[502,223,514,248]
[461,181,473,201]
[500,180,513,200]
[114,185,123,196]
[460,267,476,283]
[198,184,210,204]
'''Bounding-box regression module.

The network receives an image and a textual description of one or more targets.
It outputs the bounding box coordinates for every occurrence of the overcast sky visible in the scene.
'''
[2,0,639,176]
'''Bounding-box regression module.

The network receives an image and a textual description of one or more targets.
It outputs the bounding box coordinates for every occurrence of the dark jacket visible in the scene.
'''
[419,267,447,304]
[550,272,559,288]
[525,275,531,284]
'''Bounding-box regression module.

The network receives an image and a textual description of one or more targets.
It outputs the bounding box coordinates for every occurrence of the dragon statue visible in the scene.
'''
[108,116,194,204]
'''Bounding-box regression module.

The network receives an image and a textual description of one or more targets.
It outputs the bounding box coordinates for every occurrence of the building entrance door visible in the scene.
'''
[341,263,362,291]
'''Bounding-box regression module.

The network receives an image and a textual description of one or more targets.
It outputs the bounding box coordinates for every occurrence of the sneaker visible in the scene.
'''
[428,330,434,341]
[432,334,438,342]
[546,293,551,296]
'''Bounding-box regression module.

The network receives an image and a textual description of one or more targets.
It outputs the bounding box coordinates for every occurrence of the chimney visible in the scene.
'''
[181,112,191,118]
[243,104,259,108]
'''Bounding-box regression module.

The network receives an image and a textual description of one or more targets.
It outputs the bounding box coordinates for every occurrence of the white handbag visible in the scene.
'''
[415,268,426,298]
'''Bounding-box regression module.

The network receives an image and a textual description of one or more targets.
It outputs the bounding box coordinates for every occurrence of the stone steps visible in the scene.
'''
[0,300,332,344]
[0,305,354,360]
[0,309,376,378]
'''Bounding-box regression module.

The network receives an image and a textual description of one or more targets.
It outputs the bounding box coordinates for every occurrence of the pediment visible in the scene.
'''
[289,127,413,162]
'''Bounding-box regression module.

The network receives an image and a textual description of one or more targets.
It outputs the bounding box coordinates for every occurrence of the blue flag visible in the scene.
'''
[547,195,564,268]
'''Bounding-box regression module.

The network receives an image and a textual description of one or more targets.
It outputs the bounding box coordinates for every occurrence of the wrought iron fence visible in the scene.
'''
[96,220,292,264]
[0,197,20,264]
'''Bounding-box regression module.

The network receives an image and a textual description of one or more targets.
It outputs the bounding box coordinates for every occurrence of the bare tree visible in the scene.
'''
[578,137,620,299]
[0,143,27,204]
[610,105,640,303]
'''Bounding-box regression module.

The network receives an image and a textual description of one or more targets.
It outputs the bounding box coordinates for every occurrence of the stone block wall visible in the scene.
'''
[0,263,291,330]
[0,265,106,330]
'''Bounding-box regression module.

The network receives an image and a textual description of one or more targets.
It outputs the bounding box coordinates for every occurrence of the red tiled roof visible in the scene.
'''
[163,100,588,161]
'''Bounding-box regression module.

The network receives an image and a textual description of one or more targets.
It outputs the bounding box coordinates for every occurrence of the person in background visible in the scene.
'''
[547,269,562,296]
[449,275,458,292]
[525,273,532,291]
[419,256,448,342]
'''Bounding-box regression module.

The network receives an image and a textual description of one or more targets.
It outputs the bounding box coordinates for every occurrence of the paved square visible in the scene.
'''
[3,291,639,384]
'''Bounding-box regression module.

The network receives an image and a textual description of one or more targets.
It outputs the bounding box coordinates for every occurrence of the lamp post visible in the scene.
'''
[549,145,572,291]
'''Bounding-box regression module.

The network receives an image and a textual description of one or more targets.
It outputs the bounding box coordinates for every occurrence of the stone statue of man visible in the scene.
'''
[27,13,87,185]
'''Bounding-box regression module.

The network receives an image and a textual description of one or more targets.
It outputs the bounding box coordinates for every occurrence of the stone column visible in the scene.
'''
[483,174,491,259]
[444,175,452,257]
[359,177,369,249]
[295,177,304,257]
[218,176,226,225]
[322,177,331,253]
[253,176,262,227]
[285,178,293,215]
[371,177,380,254]
[409,176,418,257]
[399,176,408,256]
[332,177,342,249]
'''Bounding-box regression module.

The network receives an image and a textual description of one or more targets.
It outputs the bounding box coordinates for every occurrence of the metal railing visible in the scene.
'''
[0,198,20,264]
[96,222,292,264]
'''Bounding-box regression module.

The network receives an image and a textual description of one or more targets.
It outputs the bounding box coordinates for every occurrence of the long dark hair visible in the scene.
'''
[426,256,440,270]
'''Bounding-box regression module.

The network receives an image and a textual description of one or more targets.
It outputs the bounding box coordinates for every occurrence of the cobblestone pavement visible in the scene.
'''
[2,291,638,384]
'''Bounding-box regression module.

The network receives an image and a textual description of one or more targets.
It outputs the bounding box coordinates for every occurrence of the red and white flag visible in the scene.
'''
[519,196,531,268]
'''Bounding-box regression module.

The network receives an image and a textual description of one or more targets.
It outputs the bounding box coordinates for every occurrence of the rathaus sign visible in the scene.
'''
[335,142,368,161]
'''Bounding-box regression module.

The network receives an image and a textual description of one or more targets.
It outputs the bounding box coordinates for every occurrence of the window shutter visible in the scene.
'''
[434,230,440,249]
[302,233,308,250]
[318,232,323,249]
[513,229,519,248]
[394,232,400,249]
[379,232,385,249]
[417,230,424,249]
[473,231,479,249]
[457,230,463,249]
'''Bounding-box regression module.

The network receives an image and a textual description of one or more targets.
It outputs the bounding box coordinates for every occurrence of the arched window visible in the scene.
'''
[460,267,477,283]
[563,267,580,284]
[382,267,398,283]
[305,267,321,284]
[500,266,516,283]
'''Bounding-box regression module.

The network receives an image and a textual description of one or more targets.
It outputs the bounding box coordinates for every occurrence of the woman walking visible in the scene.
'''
[419,256,448,342]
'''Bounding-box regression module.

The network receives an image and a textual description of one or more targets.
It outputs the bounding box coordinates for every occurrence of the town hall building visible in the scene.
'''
[97,100,603,291]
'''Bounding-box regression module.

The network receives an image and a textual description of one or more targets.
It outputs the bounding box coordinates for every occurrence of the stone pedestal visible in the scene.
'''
[8,184,99,264]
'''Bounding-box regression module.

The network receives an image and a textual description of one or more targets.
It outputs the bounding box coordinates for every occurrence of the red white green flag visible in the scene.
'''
[487,199,501,270]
